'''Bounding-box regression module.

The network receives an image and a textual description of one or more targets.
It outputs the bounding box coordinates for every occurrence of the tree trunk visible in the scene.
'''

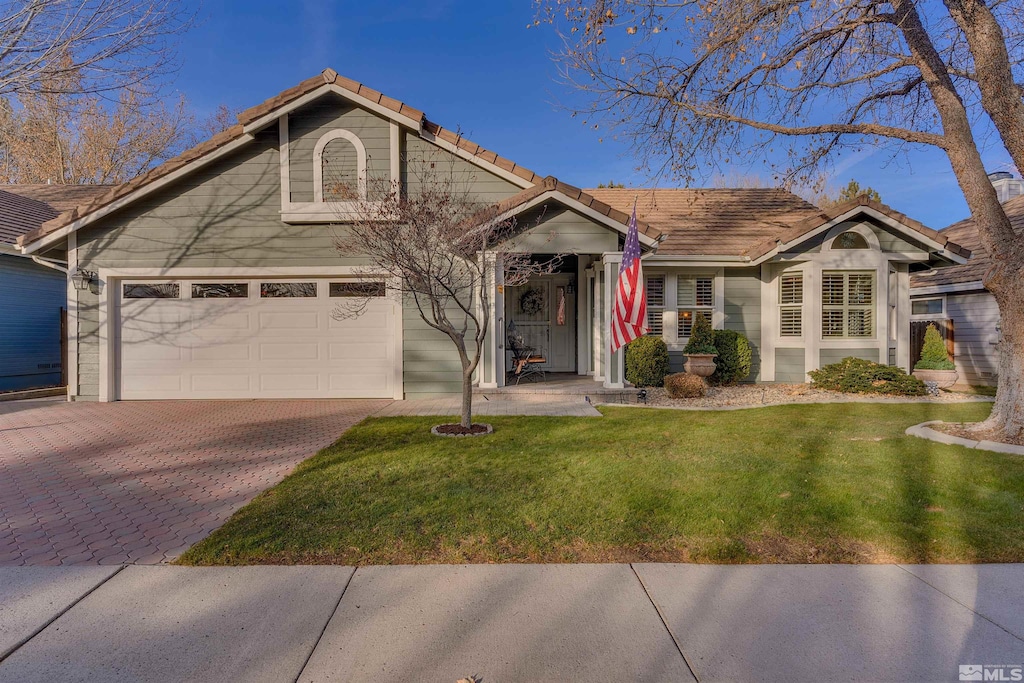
[461,370,474,429]
[982,277,1024,439]
[892,0,1024,439]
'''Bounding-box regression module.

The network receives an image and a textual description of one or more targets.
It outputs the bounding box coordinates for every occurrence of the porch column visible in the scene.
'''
[603,255,625,388]
[480,253,503,389]
[895,264,911,370]
[593,265,603,381]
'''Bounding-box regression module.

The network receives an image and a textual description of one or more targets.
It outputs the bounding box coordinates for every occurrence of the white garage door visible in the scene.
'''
[117,278,398,399]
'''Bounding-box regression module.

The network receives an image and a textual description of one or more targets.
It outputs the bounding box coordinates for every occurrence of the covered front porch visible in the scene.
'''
[476,252,630,392]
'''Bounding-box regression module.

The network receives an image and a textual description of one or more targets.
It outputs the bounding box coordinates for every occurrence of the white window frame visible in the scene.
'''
[645,274,665,337]
[910,295,947,320]
[312,129,367,202]
[677,274,715,340]
[822,270,876,339]
[778,271,804,338]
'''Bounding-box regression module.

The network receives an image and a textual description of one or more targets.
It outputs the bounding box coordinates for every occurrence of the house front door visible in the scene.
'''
[507,274,576,372]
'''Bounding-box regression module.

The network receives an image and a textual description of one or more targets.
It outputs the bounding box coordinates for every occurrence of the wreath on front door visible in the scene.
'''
[519,288,545,315]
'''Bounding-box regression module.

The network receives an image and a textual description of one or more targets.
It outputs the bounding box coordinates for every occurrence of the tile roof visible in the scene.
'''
[18,69,542,249]
[588,189,970,260]
[586,187,821,257]
[747,195,970,260]
[483,176,661,242]
[910,194,1024,289]
[0,185,109,245]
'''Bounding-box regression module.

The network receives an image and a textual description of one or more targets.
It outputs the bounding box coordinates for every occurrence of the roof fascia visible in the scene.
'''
[242,83,423,135]
[492,190,660,248]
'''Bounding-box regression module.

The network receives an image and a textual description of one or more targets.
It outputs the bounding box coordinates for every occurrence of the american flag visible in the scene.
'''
[611,201,647,352]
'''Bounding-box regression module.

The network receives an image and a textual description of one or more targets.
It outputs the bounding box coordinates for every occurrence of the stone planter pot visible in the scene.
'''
[912,368,959,389]
[684,353,717,378]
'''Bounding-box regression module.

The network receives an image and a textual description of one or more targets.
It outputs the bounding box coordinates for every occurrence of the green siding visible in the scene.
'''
[403,134,520,205]
[819,348,879,368]
[775,348,805,383]
[288,95,391,203]
[72,92,529,399]
[508,208,618,254]
[723,268,761,381]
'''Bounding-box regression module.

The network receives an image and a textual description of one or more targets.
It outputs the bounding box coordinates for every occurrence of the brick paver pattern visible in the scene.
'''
[0,399,388,566]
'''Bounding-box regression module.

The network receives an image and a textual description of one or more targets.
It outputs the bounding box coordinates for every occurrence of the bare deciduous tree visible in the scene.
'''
[0,66,193,184]
[539,0,1024,438]
[333,153,558,430]
[0,0,192,97]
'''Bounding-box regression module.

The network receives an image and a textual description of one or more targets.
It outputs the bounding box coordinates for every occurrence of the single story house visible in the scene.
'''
[909,175,1022,386]
[15,69,968,401]
[0,185,107,391]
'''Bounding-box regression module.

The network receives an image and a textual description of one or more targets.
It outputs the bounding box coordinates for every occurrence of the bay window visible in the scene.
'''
[822,271,874,338]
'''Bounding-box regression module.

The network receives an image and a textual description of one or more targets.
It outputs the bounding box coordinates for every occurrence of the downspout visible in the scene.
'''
[30,254,69,274]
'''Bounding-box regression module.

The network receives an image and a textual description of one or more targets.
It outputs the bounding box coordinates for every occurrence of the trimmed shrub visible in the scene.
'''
[683,312,717,355]
[808,357,927,396]
[915,324,955,370]
[710,330,753,386]
[664,372,707,398]
[625,336,671,387]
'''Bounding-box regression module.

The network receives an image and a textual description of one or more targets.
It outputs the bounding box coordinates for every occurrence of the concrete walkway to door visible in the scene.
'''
[0,398,389,566]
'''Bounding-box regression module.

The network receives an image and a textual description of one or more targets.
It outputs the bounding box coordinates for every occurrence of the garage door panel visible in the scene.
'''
[191,344,251,361]
[329,372,392,392]
[259,342,320,361]
[118,277,398,400]
[259,373,322,392]
[258,311,321,331]
[194,311,252,330]
[122,373,183,394]
[328,310,391,330]
[123,342,184,362]
[328,342,391,361]
[191,374,251,393]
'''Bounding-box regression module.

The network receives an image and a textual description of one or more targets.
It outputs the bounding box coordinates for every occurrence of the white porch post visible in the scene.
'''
[603,255,624,388]
[896,264,911,370]
[480,253,502,389]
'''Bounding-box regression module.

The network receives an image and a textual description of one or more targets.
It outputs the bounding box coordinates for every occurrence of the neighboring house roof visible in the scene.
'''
[0,185,109,246]
[586,190,969,261]
[17,69,543,252]
[910,194,1024,290]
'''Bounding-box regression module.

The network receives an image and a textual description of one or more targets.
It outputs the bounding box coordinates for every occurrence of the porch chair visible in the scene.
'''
[506,321,546,384]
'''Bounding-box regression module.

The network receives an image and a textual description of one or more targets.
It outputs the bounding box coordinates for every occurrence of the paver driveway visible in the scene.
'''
[0,399,389,566]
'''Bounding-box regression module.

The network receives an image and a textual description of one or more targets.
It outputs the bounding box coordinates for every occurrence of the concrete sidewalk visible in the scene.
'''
[1,563,1022,682]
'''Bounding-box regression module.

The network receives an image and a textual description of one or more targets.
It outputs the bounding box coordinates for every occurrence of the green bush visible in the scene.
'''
[664,372,706,398]
[625,336,671,387]
[808,357,927,396]
[683,312,717,355]
[710,330,753,386]
[915,324,955,370]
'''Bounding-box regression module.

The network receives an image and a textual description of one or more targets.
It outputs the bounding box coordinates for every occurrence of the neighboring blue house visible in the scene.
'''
[0,185,107,391]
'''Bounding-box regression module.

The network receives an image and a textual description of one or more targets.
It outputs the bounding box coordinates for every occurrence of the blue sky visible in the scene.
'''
[172,0,1015,229]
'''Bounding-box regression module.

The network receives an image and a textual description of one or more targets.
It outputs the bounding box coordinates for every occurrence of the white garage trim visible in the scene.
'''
[97,266,403,402]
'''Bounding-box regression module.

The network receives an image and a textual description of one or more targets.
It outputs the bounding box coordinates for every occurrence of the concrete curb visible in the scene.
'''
[905,421,1024,455]
[599,396,994,413]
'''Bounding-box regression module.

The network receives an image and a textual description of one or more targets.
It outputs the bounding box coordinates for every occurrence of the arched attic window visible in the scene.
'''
[313,129,367,202]
[832,231,870,249]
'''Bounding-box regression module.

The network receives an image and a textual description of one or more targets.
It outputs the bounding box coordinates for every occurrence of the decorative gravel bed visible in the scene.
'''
[638,383,991,409]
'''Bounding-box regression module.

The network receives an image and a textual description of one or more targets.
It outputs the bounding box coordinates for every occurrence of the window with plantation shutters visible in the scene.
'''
[779,272,803,337]
[822,271,874,338]
[677,275,714,338]
[645,275,665,336]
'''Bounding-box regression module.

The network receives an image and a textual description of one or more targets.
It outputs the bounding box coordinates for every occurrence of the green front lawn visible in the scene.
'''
[179,402,1024,566]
